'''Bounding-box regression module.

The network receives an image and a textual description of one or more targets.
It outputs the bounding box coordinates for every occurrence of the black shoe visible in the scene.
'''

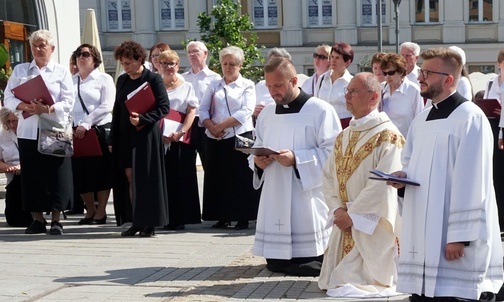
[163,224,185,230]
[139,227,155,237]
[64,209,84,215]
[92,216,107,225]
[78,217,94,225]
[234,221,249,230]
[212,220,231,229]
[121,226,142,236]
[25,220,47,234]
[49,221,63,235]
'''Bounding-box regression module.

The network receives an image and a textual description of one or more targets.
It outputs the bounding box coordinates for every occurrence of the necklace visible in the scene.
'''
[164,76,178,88]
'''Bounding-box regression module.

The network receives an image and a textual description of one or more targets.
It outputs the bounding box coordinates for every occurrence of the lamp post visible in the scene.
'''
[392,0,402,54]
[377,0,382,52]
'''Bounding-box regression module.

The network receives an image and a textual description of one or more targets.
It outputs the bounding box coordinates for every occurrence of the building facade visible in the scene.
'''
[79,0,504,78]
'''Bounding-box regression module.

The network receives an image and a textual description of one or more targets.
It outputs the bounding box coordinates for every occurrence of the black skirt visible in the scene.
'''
[165,141,201,225]
[202,132,260,222]
[18,138,73,212]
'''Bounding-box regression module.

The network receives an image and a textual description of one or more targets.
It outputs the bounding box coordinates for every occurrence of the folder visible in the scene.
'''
[368,169,420,186]
[162,109,192,144]
[125,81,156,115]
[235,146,280,156]
[10,75,54,119]
[474,99,501,119]
[73,128,103,157]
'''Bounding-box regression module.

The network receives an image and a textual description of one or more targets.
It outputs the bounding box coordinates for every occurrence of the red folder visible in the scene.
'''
[125,82,156,115]
[161,109,192,144]
[340,117,351,129]
[11,75,54,119]
[475,99,501,118]
[73,128,103,157]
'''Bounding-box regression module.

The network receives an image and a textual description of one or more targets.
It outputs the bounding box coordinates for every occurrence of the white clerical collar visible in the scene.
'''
[432,90,456,109]
[349,109,379,127]
[283,104,289,108]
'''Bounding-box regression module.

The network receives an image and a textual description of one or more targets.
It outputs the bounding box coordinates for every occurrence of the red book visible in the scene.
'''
[161,109,192,144]
[125,82,156,115]
[11,75,54,119]
[475,99,501,119]
[73,128,102,157]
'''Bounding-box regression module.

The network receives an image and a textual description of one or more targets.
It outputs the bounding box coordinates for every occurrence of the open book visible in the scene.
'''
[369,169,420,186]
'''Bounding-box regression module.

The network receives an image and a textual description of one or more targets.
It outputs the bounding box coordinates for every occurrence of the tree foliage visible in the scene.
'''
[194,0,265,81]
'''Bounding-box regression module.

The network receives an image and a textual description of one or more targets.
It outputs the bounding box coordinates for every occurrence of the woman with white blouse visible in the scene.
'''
[199,46,260,230]
[72,44,115,225]
[0,108,33,227]
[4,29,74,235]
[301,44,331,96]
[159,50,201,231]
[380,53,424,138]
[315,42,354,128]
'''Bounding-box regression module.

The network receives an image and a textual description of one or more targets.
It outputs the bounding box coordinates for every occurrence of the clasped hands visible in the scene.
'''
[333,208,352,231]
[208,121,226,139]
[24,99,50,115]
[254,150,295,169]
[5,164,21,175]
[162,131,184,143]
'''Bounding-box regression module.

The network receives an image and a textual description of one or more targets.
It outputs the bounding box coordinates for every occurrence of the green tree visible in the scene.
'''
[194,0,265,81]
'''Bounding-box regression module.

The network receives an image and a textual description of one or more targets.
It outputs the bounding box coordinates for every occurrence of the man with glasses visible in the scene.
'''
[318,72,404,297]
[251,57,341,276]
[400,42,421,86]
[182,41,221,170]
[389,47,503,302]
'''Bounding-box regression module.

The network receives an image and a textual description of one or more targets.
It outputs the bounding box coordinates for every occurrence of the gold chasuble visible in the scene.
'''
[319,111,404,296]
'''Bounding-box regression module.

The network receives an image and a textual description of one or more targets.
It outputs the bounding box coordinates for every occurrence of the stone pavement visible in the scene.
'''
[0,171,411,302]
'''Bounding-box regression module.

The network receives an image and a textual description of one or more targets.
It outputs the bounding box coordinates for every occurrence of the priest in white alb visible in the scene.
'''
[250,57,341,276]
[389,47,503,302]
[318,72,404,298]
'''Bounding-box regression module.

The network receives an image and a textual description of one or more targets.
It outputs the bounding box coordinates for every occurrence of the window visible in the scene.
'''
[469,0,493,22]
[160,0,185,29]
[361,0,386,26]
[307,0,333,27]
[468,64,495,74]
[106,0,131,31]
[253,0,278,28]
[415,0,439,23]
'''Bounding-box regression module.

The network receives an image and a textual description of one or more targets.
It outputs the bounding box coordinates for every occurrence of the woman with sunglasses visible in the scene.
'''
[380,53,423,138]
[158,50,200,231]
[301,45,331,96]
[315,42,354,128]
[71,43,115,226]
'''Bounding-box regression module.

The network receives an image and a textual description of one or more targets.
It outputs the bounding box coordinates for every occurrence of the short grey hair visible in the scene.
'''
[400,42,420,56]
[186,41,208,53]
[267,48,291,60]
[315,44,331,57]
[0,107,17,131]
[29,29,55,46]
[219,46,244,65]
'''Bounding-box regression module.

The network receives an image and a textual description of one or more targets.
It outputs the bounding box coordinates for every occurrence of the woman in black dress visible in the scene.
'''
[110,40,170,237]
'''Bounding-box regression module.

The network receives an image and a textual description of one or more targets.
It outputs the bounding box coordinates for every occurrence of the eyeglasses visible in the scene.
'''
[419,69,450,79]
[313,53,328,60]
[77,51,92,58]
[344,86,373,96]
[382,70,397,76]
[150,53,161,59]
[188,49,201,55]
[160,62,178,68]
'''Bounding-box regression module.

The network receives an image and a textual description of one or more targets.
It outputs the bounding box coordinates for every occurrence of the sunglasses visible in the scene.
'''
[77,51,92,58]
[313,53,328,60]
[382,70,397,76]
[160,62,178,68]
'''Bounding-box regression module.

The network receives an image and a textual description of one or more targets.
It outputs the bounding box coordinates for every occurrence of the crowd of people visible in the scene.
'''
[2,29,504,301]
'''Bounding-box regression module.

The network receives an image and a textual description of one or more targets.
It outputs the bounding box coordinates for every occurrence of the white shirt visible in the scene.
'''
[315,69,353,119]
[406,65,420,86]
[199,75,255,139]
[72,69,115,129]
[300,73,323,96]
[4,60,74,140]
[0,130,19,184]
[254,80,274,106]
[382,77,424,138]
[182,66,222,102]
[166,81,198,113]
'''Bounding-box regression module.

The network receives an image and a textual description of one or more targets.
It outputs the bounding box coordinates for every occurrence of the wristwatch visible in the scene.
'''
[180,129,186,135]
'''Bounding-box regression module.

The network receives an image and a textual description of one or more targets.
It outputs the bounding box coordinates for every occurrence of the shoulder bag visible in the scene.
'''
[38,115,74,157]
